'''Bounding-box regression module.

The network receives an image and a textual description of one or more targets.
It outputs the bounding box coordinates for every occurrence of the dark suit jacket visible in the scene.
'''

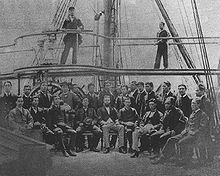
[0,93,17,128]
[29,107,45,124]
[38,91,52,109]
[97,106,118,123]
[141,110,163,126]
[118,107,139,123]
[75,107,98,127]
[161,106,185,134]
[175,94,192,118]
[133,90,147,117]
[86,92,99,110]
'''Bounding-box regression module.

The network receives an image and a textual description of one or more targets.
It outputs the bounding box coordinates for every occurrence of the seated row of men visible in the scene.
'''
[0,80,214,166]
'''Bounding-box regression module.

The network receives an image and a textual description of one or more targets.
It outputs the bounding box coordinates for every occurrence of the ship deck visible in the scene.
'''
[49,149,220,176]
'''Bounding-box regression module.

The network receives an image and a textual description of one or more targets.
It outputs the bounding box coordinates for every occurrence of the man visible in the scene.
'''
[195,83,214,162]
[156,81,175,113]
[97,95,126,154]
[154,22,170,69]
[8,96,33,135]
[115,85,135,110]
[133,82,147,118]
[131,98,163,158]
[60,6,84,64]
[22,85,32,109]
[144,82,156,112]
[118,97,139,153]
[38,81,52,110]
[75,97,102,152]
[128,81,137,97]
[29,96,54,144]
[60,82,80,111]
[175,84,192,118]
[152,98,209,166]
[86,83,99,111]
[0,81,17,128]
[47,95,77,157]
[150,97,185,159]
[98,81,115,107]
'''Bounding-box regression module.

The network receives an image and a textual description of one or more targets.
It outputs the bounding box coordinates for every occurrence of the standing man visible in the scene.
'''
[38,82,52,110]
[86,83,99,111]
[133,82,147,118]
[98,81,115,107]
[175,84,192,118]
[60,6,84,64]
[0,81,17,128]
[8,96,33,135]
[97,95,126,154]
[22,85,32,110]
[144,82,156,112]
[154,22,170,69]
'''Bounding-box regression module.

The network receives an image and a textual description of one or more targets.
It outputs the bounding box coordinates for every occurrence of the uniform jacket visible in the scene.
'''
[0,93,17,128]
[175,94,192,118]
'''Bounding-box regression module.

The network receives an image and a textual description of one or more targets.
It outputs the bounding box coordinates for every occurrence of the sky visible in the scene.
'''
[0,0,219,92]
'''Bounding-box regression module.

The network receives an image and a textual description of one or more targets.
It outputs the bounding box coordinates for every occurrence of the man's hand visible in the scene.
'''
[188,130,195,135]
[170,130,175,136]
[79,123,83,127]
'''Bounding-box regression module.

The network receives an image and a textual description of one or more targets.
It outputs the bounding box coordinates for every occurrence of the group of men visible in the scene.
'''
[0,79,214,167]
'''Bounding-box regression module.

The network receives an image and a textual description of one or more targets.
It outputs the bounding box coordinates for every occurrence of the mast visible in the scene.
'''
[155,0,200,83]
[103,0,113,67]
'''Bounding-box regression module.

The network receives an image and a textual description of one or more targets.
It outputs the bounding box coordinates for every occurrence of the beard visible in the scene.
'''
[104,103,110,107]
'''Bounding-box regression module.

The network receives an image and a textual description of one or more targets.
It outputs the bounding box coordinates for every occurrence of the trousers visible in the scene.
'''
[154,44,168,69]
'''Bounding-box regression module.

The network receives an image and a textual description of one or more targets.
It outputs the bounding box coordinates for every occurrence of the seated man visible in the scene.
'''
[75,96,102,152]
[118,97,139,153]
[150,97,185,159]
[8,96,33,135]
[97,95,126,154]
[152,98,209,166]
[47,95,77,157]
[131,98,163,158]
[29,96,54,144]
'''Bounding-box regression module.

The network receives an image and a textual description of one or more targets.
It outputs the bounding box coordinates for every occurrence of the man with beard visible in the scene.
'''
[152,98,209,166]
[97,95,126,154]
[75,97,102,152]
[131,98,163,158]
[118,97,139,153]
[150,97,185,159]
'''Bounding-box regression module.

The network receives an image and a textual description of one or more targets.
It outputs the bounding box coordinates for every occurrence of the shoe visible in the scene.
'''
[90,148,100,152]
[119,147,127,154]
[67,150,77,156]
[130,151,139,158]
[103,148,110,154]
[62,151,70,157]
[151,156,165,164]
[110,144,115,149]
[76,147,83,153]
[149,153,160,159]
[128,148,134,153]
